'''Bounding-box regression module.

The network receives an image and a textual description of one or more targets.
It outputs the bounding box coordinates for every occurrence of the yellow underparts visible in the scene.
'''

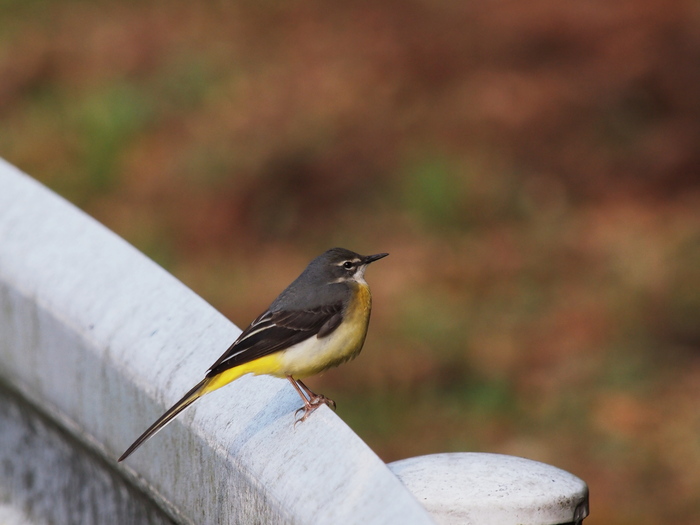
[201,353,285,394]
[277,281,372,379]
[201,282,372,395]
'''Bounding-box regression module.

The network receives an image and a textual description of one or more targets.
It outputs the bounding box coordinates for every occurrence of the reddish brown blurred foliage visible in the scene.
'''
[2,1,700,524]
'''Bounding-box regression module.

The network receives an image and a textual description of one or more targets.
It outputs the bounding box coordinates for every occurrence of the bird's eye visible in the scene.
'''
[343,261,353,269]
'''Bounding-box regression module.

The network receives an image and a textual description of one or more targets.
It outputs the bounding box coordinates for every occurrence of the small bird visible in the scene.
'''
[118,247,388,462]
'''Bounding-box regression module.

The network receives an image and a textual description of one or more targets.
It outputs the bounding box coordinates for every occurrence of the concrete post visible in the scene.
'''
[390,453,589,524]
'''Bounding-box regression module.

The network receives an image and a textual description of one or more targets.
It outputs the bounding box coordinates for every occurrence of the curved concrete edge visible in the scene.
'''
[0,158,434,525]
[389,453,589,525]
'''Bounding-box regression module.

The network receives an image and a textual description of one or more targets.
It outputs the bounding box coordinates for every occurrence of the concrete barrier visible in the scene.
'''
[0,159,434,524]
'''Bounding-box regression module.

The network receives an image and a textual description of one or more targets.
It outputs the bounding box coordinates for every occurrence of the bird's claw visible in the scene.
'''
[293,394,337,425]
[312,394,336,411]
[294,406,313,426]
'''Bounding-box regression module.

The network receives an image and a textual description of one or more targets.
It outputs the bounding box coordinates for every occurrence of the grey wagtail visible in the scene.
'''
[118,247,388,462]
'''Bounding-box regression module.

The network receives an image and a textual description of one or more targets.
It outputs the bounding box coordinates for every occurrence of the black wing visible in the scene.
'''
[206,303,344,377]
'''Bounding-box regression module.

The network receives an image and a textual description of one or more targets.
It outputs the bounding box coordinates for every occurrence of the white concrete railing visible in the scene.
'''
[0,158,588,525]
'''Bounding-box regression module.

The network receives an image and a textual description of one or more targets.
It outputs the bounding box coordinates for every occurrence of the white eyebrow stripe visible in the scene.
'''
[334,258,361,266]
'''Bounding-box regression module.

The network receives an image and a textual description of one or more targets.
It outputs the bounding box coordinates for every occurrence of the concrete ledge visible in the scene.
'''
[0,159,434,524]
[389,453,589,525]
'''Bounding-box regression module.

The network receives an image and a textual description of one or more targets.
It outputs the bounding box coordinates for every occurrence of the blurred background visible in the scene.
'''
[2,1,700,523]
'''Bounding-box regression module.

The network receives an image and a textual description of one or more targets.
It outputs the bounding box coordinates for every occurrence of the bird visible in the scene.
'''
[118,247,388,462]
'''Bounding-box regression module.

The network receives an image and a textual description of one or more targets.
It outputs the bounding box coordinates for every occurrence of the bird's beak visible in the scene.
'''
[363,252,389,264]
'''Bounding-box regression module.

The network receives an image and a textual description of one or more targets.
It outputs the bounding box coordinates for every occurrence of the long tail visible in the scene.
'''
[118,378,209,462]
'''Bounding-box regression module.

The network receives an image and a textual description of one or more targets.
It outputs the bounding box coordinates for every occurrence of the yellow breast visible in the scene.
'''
[275,282,372,378]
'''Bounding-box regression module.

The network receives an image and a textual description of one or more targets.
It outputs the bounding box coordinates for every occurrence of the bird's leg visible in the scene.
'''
[286,376,335,425]
[286,376,318,424]
[296,379,336,411]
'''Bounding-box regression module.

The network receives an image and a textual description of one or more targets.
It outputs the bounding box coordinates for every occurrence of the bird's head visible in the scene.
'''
[314,247,389,285]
